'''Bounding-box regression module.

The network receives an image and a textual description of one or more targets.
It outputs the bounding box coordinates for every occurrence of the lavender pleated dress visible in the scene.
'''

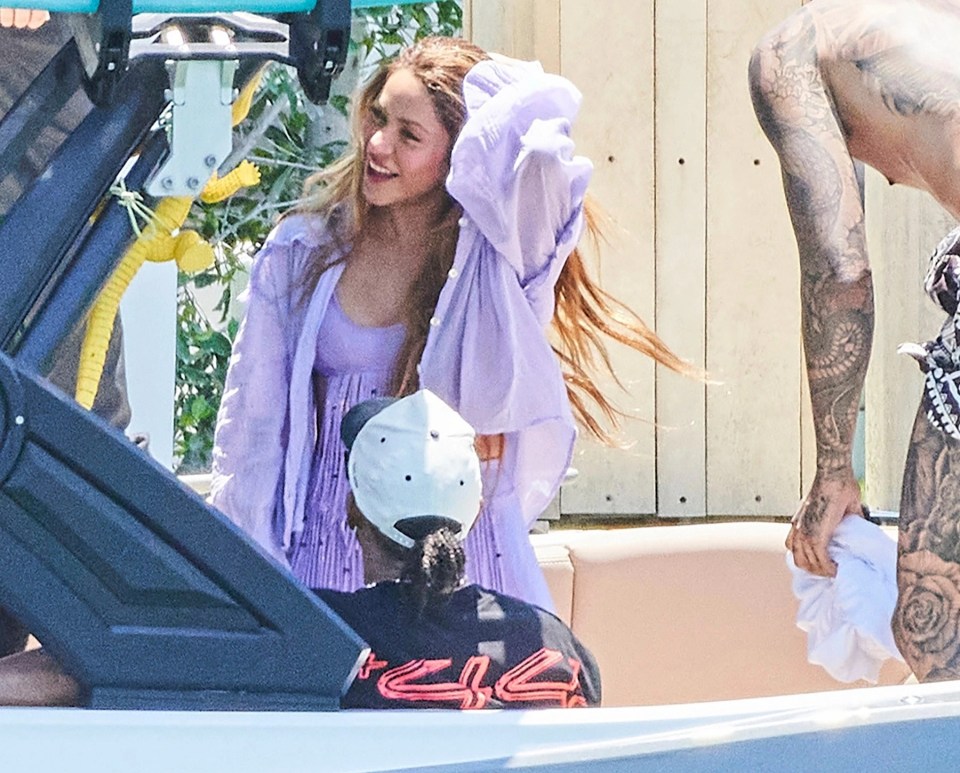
[288,292,543,600]
[287,292,404,589]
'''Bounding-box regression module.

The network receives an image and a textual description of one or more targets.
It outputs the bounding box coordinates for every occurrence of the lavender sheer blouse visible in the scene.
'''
[210,57,593,610]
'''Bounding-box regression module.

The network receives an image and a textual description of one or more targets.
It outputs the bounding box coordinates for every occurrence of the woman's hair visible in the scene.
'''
[294,36,699,443]
[400,526,465,616]
[554,204,701,442]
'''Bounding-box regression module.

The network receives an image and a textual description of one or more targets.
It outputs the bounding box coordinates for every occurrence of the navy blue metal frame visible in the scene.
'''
[0,39,84,191]
[0,57,167,354]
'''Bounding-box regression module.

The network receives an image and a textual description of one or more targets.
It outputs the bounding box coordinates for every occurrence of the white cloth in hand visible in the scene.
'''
[786,515,905,683]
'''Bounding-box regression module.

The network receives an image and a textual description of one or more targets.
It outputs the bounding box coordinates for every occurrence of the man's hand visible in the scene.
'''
[0,8,49,28]
[786,469,863,577]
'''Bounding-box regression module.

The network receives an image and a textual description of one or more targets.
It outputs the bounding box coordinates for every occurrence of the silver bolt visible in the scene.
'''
[204,155,217,168]
[187,177,200,190]
[161,177,174,190]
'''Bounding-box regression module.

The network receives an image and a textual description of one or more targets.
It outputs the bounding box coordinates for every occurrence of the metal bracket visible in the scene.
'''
[146,59,237,197]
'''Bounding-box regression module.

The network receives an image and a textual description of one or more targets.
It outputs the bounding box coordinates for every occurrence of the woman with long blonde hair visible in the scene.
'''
[211,36,691,609]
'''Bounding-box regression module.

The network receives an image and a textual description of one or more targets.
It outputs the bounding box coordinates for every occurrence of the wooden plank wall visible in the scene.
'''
[864,177,955,511]
[654,0,707,517]
[704,0,802,518]
[464,0,952,519]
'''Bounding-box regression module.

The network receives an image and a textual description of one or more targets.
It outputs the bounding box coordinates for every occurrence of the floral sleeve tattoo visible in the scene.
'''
[895,405,960,680]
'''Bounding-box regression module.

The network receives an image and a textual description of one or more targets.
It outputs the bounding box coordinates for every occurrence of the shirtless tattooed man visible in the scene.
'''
[750,0,960,681]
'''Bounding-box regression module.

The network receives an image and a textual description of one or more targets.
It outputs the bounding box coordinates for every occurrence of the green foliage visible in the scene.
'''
[354,0,462,62]
[173,1,462,473]
[175,280,238,474]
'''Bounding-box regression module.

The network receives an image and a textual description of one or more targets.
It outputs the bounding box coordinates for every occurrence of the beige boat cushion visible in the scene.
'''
[533,523,911,707]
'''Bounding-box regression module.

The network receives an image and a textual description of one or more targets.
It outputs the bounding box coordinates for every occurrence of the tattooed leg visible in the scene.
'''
[894,401,960,681]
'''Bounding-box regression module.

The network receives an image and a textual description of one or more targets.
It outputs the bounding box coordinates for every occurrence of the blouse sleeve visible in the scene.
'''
[446,59,593,304]
[208,224,300,565]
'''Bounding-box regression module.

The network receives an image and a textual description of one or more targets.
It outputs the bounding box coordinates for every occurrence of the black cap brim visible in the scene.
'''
[394,515,463,541]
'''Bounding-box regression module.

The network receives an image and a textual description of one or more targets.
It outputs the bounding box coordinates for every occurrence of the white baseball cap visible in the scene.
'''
[341,390,483,548]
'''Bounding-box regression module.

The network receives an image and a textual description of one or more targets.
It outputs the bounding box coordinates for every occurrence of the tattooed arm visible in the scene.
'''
[792,265,873,577]
[750,8,870,576]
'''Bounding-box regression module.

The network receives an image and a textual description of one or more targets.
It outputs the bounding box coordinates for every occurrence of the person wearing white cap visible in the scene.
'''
[0,389,600,709]
[313,389,601,709]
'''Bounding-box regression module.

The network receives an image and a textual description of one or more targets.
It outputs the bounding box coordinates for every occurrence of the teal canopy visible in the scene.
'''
[8,0,422,15]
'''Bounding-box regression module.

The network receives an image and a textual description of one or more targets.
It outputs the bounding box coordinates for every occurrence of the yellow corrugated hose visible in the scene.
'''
[200,160,262,204]
[75,69,264,410]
